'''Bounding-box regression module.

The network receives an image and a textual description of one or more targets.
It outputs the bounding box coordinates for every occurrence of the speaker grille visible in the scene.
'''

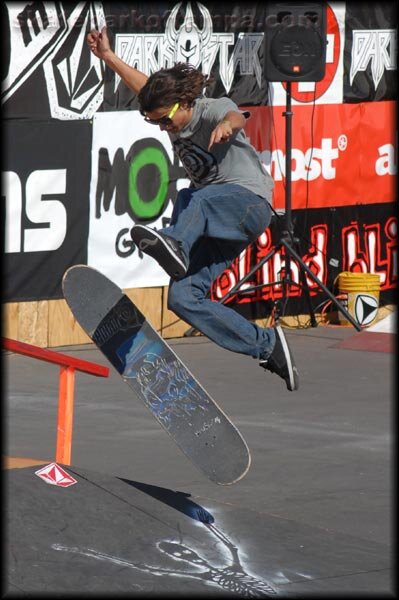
[264,3,327,82]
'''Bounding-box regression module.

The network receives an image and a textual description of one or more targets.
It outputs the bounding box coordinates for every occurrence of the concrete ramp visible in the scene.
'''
[5,464,390,596]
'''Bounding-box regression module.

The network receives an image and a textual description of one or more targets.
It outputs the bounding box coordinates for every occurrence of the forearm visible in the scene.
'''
[102,50,148,95]
[87,27,148,95]
[220,111,246,132]
[208,110,247,150]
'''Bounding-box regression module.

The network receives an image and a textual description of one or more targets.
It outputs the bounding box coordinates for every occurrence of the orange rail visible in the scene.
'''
[3,337,109,465]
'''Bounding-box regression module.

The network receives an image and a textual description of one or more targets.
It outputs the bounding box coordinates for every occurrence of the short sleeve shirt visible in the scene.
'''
[169,97,274,201]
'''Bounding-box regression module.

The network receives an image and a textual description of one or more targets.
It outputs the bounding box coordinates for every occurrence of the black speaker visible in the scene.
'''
[263,2,327,82]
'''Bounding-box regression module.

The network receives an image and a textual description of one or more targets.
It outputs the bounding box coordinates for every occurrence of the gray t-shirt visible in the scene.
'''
[169,97,274,201]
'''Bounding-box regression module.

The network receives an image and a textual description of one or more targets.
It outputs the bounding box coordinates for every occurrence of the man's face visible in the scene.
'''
[143,102,192,133]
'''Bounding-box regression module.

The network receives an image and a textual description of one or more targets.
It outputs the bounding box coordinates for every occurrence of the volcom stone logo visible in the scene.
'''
[350,29,397,91]
[2,1,105,119]
[2,2,68,103]
[43,2,105,119]
[114,1,263,94]
[35,463,77,487]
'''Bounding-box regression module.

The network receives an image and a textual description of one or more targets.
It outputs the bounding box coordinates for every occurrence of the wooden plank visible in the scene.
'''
[3,456,50,470]
[48,298,91,347]
[3,303,19,340]
[18,301,49,347]
[124,287,163,332]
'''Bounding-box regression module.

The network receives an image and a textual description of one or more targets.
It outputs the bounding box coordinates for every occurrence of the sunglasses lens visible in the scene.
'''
[146,116,171,126]
[144,103,179,125]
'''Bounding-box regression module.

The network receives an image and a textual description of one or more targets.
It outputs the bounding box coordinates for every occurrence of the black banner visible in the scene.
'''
[2,2,398,118]
[101,1,269,111]
[2,119,92,301]
[343,1,398,102]
[2,2,106,120]
[1,1,270,118]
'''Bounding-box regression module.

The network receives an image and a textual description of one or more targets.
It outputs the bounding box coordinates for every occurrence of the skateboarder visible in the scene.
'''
[87,27,299,392]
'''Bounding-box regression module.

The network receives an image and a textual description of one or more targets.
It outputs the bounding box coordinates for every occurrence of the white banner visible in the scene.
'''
[88,111,190,289]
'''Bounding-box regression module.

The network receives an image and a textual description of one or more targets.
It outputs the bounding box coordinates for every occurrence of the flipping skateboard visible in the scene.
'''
[62,265,251,485]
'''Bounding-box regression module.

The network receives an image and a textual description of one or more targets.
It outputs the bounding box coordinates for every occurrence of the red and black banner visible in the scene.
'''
[212,202,397,317]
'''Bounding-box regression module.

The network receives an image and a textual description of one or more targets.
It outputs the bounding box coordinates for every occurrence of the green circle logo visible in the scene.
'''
[128,146,169,220]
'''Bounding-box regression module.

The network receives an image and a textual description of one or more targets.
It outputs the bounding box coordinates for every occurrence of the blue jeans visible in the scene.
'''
[160,183,275,360]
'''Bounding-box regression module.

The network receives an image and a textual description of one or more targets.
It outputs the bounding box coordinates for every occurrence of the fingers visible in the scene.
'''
[87,27,109,55]
[87,27,106,43]
[87,29,99,48]
[208,126,232,151]
[88,26,106,36]
[208,121,233,152]
[207,131,216,151]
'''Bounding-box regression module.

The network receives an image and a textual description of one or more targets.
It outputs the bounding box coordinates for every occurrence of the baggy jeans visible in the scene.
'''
[160,183,276,360]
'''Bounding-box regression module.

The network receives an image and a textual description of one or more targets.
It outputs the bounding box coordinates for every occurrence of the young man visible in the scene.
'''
[87,27,299,391]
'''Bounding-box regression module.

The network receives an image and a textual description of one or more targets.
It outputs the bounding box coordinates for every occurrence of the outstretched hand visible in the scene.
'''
[208,120,233,151]
[87,26,111,60]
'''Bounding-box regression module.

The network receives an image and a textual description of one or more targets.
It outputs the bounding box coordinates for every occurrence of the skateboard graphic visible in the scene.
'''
[62,265,251,485]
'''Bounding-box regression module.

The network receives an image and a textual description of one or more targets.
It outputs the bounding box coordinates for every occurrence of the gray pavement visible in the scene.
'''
[4,325,395,596]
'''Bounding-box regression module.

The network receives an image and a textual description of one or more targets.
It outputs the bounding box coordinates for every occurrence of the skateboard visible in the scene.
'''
[62,265,251,485]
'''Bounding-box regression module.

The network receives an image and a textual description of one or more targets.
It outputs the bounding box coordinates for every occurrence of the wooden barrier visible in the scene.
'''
[3,291,394,349]
[2,286,190,347]
[3,337,109,465]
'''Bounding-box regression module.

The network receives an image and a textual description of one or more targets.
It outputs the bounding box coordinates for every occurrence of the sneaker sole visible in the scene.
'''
[131,226,187,279]
[275,325,299,391]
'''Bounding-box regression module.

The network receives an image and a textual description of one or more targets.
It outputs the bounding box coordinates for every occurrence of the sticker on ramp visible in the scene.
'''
[35,463,77,487]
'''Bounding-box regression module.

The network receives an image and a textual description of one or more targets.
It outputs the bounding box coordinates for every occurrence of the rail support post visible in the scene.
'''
[3,337,109,465]
[56,365,76,465]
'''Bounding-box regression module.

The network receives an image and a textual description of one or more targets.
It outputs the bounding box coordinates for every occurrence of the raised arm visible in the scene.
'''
[87,26,148,96]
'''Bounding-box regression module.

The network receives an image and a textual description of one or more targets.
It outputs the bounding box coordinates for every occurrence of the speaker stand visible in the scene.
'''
[184,82,361,337]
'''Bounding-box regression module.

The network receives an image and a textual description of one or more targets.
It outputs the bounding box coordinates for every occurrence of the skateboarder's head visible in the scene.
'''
[138,63,213,133]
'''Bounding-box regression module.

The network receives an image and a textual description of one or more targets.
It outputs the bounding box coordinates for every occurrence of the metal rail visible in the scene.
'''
[3,337,109,465]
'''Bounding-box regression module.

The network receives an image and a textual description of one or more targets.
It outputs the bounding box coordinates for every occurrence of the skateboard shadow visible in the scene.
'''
[118,478,215,524]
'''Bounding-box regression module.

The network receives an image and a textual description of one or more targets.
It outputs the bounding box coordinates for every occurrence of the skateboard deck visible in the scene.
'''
[62,265,251,485]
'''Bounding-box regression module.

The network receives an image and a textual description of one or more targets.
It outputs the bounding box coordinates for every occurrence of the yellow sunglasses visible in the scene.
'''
[143,102,180,126]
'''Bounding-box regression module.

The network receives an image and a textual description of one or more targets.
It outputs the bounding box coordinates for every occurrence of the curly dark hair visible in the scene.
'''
[138,63,213,113]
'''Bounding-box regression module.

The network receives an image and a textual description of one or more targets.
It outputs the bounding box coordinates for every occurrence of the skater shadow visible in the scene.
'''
[118,478,215,524]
